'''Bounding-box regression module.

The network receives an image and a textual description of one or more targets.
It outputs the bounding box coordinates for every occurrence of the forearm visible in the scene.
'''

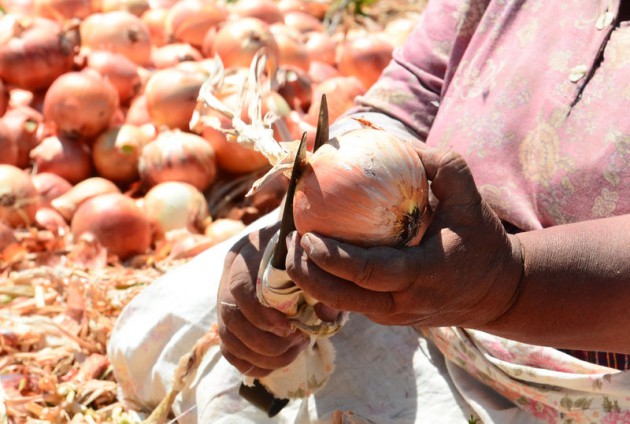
[481,214,630,353]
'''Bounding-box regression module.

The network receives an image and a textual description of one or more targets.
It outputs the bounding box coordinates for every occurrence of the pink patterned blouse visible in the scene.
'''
[351,0,630,369]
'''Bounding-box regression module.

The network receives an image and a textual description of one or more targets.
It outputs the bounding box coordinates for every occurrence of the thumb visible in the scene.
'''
[416,147,482,217]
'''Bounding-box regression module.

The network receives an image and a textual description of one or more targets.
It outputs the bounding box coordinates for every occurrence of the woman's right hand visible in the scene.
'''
[217,224,311,378]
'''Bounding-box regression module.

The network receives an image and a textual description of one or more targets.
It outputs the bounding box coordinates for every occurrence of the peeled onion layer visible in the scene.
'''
[293,128,429,248]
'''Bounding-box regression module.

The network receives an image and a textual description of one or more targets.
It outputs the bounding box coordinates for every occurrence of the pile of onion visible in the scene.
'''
[293,128,429,248]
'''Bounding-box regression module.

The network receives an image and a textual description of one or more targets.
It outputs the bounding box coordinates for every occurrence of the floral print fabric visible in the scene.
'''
[350,0,630,422]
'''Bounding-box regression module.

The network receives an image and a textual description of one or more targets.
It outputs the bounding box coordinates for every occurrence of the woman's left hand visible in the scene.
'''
[286,147,524,329]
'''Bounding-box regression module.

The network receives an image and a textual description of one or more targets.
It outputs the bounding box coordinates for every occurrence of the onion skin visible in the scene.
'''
[143,181,210,235]
[86,50,142,105]
[165,0,227,48]
[230,0,284,24]
[29,135,93,184]
[35,206,69,233]
[71,192,151,260]
[34,0,93,21]
[91,124,148,185]
[0,164,40,228]
[0,121,18,166]
[337,36,394,90]
[293,128,429,248]
[306,76,365,126]
[51,176,120,221]
[0,16,78,91]
[139,130,217,191]
[0,79,9,117]
[31,172,73,208]
[144,67,205,130]
[3,106,43,169]
[212,17,279,71]
[42,70,120,141]
[151,43,203,69]
[80,11,152,66]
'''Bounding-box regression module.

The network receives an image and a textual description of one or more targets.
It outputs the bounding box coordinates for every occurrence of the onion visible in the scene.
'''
[3,106,43,168]
[151,43,203,69]
[144,67,205,130]
[86,50,142,105]
[34,0,92,21]
[29,135,93,184]
[31,172,72,208]
[0,79,8,117]
[139,130,217,191]
[124,94,151,126]
[71,192,151,260]
[293,128,429,247]
[42,70,119,141]
[0,121,18,167]
[165,0,227,48]
[273,30,310,72]
[143,181,210,235]
[80,11,152,66]
[283,11,324,33]
[0,164,40,228]
[2,0,37,16]
[337,36,394,90]
[277,0,328,20]
[100,0,149,16]
[212,17,279,71]
[277,66,313,112]
[231,0,284,24]
[304,32,336,66]
[141,7,169,46]
[35,207,69,234]
[204,218,245,244]
[308,60,340,84]
[91,124,148,185]
[0,16,78,91]
[51,176,120,221]
[305,76,365,125]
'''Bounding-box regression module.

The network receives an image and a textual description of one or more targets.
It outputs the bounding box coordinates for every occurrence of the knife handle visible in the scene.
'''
[239,380,290,417]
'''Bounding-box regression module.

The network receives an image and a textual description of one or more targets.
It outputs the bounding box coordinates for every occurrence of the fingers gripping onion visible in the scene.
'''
[293,128,429,247]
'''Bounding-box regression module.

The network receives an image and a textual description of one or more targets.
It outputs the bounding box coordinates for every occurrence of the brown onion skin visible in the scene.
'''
[80,11,152,67]
[86,50,142,105]
[0,16,78,91]
[144,67,205,130]
[293,129,429,248]
[139,130,217,192]
[337,36,395,90]
[212,17,279,71]
[71,192,151,260]
[0,121,18,167]
[165,0,227,48]
[141,8,169,47]
[34,0,93,21]
[29,134,93,184]
[31,172,73,208]
[0,164,40,228]
[42,70,120,141]
[91,124,148,185]
[230,0,284,24]
[3,106,44,168]
[51,176,120,221]
[150,43,203,69]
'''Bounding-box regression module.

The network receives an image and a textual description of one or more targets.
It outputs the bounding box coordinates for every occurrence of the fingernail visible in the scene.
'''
[300,233,313,253]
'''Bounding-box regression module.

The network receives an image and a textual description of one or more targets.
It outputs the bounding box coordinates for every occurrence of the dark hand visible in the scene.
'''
[217,224,310,378]
[286,147,524,329]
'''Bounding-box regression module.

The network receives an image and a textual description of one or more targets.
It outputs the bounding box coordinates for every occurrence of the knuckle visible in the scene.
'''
[354,256,375,287]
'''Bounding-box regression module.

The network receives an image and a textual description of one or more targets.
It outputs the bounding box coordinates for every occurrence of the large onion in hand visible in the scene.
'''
[71,192,151,260]
[293,128,429,247]
[0,164,40,228]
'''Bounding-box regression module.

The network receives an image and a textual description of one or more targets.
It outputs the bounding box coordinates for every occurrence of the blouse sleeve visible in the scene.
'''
[332,0,491,145]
